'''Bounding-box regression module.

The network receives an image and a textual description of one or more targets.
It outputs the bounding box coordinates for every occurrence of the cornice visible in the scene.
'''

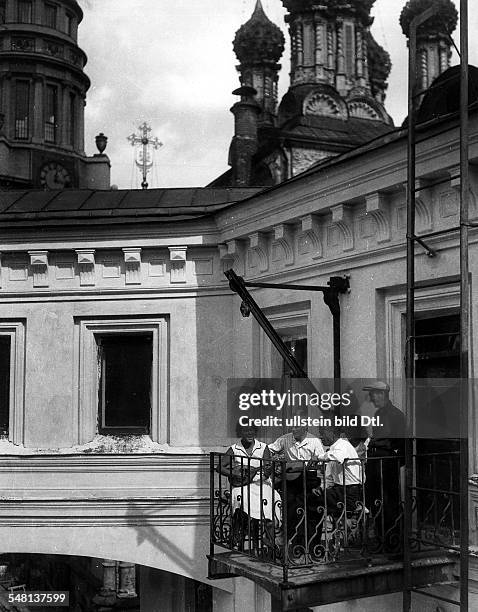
[0,453,210,471]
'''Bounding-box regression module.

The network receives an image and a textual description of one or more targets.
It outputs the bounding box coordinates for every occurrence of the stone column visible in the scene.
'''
[91,560,117,611]
[118,562,137,598]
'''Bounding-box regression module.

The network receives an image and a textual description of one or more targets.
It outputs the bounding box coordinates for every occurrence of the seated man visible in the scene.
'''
[268,414,324,555]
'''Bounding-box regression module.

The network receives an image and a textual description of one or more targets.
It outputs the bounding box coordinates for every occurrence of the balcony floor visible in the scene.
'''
[208,550,458,610]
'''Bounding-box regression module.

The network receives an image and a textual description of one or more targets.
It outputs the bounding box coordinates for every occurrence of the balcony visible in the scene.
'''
[208,451,461,609]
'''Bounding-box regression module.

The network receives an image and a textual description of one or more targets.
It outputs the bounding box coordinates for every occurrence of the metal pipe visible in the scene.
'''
[404,11,419,610]
[459,1,470,609]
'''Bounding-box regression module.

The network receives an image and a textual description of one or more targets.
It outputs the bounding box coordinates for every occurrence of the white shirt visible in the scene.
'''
[268,432,324,461]
[323,437,364,487]
[228,440,267,468]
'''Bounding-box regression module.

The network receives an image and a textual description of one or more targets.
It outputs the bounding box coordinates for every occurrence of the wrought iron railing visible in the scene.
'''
[209,450,460,579]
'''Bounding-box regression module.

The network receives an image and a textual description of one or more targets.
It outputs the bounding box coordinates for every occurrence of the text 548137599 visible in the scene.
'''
[7,591,69,607]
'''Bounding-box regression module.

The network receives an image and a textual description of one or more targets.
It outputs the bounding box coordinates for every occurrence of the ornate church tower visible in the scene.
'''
[233,0,285,126]
[0,0,109,190]
[400,0,458,93]
[279,0,392,126]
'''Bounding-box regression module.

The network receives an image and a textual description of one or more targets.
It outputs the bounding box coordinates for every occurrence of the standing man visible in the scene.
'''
[363,381,405,552]
[269,412,324,556]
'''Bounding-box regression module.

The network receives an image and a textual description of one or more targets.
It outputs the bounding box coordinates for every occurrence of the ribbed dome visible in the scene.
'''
[233,1,285,65]
[400,0,458,38]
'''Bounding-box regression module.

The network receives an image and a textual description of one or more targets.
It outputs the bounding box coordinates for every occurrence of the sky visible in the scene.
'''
[78,0,478,190]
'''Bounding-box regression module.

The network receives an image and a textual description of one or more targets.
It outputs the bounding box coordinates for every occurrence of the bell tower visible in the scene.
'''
[0,0,109,190]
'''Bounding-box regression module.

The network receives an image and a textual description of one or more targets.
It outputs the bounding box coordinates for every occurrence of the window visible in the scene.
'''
[17,0,32,23]
[65,11,73,36]
[345,24,354,76]
[0,322,25,444]
[0,337,10,436]
[14,81,30,139]
[97,334,152,434]
[0,1,6,24]
[44,84,57,142]
[76,317,168,444]
[44,3,57,28]
[68,92,75,146]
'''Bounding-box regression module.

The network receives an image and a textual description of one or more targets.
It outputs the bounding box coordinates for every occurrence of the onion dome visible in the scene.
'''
[233,0,285,65]
[367,33,392,97]
[400,0,458,38]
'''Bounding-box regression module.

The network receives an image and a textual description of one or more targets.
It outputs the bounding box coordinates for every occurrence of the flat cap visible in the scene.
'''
[363,381,390,392]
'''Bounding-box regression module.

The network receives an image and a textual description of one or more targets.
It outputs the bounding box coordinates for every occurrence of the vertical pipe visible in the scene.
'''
[333,309,341,393]
[209,453,215,560]
[459,1,470,609]
[403,15,417,612]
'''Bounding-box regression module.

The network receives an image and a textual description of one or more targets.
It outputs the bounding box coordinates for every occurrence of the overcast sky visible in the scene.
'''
[78,0,478,189]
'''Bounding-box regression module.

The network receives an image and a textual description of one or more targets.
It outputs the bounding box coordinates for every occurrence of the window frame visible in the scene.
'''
[258,302,311,378]
[0,321,26,445]
[75,317,168,444]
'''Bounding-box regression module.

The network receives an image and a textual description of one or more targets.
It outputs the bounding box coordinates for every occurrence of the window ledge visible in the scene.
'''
[0,435,227,456]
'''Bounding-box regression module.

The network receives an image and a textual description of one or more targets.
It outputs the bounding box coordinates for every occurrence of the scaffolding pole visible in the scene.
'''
[404,2,469,610]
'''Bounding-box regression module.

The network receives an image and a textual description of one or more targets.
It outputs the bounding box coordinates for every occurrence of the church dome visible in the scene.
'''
[400,0,458,38]
[233,0,285,65]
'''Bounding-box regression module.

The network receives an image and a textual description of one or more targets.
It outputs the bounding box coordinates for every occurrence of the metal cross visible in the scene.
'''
[127,122,163,189]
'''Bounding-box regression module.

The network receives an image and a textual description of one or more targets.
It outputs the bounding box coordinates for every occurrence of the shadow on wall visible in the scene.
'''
[126,500,211,586]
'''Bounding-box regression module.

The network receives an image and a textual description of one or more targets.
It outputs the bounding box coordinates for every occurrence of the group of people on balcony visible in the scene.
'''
[219,381,405,559]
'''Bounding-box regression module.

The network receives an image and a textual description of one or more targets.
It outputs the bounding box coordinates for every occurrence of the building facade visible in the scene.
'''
[0,0,476,611]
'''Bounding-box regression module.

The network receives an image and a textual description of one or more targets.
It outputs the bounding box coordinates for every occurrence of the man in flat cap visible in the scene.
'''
[363,381,405,553]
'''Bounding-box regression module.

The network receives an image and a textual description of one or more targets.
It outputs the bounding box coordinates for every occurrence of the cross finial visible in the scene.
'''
[127,122,163,189]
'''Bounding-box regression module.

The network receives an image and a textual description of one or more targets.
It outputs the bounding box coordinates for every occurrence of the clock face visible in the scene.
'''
[40,162,71,190]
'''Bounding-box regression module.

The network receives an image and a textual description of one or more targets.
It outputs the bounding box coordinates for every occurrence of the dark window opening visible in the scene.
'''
[0,337,10,437]
[14,81,29,139]
[65,12,73,35]
[44,3,57,28]
[97,334,152,435]
[283,337,308,376]
[44,84,57,143]
[414,313,460,526]
[345,24,354,76]
[0,1,6,24]
[17,0,32,23]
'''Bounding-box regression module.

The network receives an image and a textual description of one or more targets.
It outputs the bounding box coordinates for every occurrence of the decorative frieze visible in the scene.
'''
[272,224,294,266]
[329,204,354,251]
[169,246,187,284]
[219,239,245,277]
[248,232,269,273]
[298,214,322,259]
[123,248,142,285]
[28,251,49,287]
[365,193,391,243]
[76,249,96,286]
